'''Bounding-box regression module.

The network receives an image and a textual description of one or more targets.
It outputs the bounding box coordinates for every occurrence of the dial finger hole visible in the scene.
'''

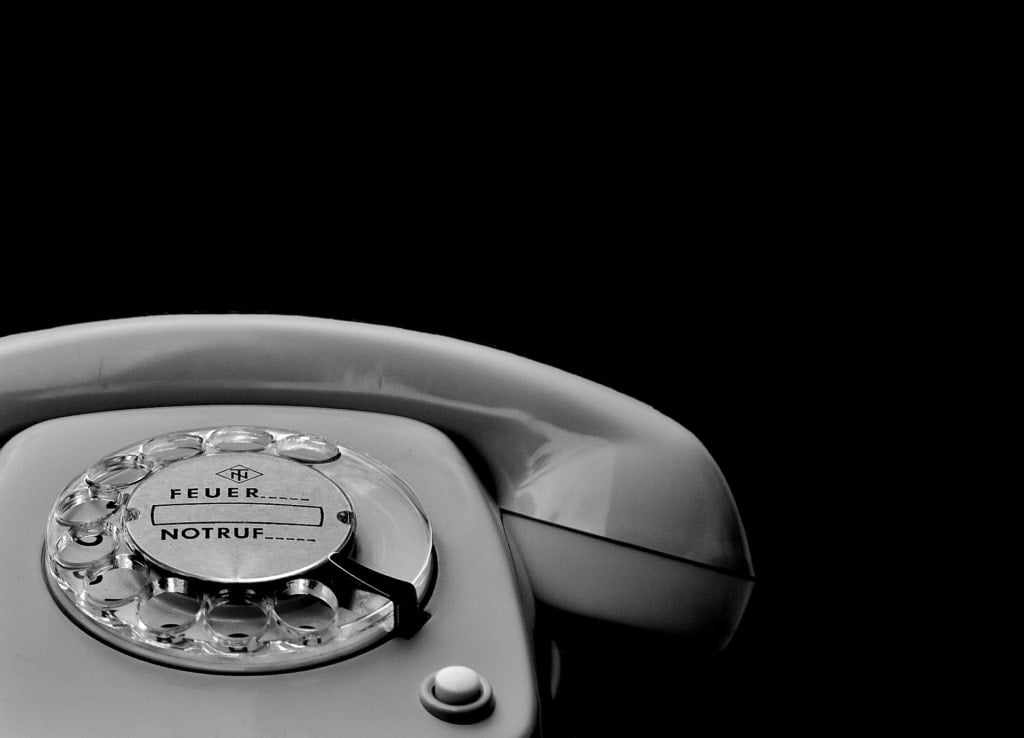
[56,487,122,527]
[54,524,119,569]
[138,578,202,638]
[83,555,149,608]
[276,434,341,464]
[86,455,151,489]
[208,427,274,452]
[206,590,269,651]
[142,433,205,463]
[272,579,339,644]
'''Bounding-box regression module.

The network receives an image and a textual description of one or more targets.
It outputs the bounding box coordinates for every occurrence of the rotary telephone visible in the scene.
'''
[0,315,753,737]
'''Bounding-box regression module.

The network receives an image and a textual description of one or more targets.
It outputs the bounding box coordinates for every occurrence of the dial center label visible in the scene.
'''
[126,453,353,583]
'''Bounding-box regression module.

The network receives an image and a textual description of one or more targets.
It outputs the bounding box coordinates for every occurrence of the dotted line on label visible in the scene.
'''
[258,495,311,501]
[267,536,317,542]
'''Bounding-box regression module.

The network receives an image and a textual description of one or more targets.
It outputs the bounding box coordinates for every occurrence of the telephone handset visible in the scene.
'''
[0,315,753,737]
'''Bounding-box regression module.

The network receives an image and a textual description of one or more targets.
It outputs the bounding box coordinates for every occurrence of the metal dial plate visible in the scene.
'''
[126,453,354,584]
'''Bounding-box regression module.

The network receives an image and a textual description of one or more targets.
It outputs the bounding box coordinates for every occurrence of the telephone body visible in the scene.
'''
[0,316,753,737]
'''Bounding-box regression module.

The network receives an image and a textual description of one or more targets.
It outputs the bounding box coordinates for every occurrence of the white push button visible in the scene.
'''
[420,666,494,723]
[433,666,483,705]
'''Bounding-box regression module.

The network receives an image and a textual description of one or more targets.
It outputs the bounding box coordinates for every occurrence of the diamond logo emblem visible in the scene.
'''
[216,465,263,483]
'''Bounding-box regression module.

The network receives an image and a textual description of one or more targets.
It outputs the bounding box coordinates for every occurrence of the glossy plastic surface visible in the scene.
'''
[502,513,752,646]
[0,315,752,578]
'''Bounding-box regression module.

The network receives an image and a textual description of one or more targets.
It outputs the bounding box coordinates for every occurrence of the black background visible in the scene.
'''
[0,22,878,732]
